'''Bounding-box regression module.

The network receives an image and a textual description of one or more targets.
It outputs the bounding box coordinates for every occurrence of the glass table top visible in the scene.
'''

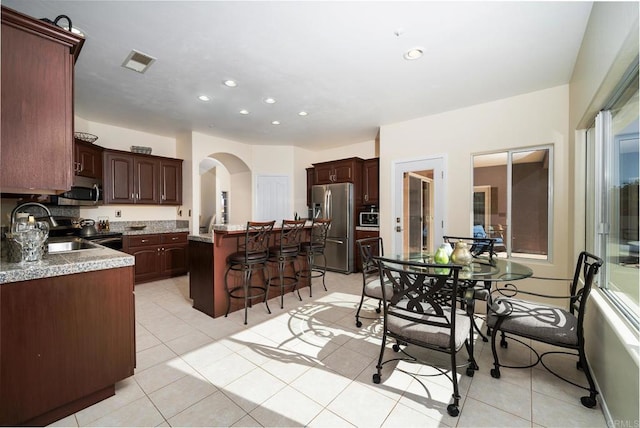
[390,253,533,282]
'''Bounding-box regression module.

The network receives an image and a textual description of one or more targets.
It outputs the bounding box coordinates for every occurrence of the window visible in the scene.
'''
[473,147,553,260]
[587,64,639,329]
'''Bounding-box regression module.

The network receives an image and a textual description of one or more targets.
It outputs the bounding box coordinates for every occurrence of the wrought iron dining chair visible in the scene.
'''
[486,251,603,408]
[267,219,306,309]
[224,220,275,324]
[372,257,476,417]
[354,236,392,327]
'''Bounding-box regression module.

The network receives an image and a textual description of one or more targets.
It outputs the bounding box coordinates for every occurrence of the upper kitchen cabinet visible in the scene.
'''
[306,167,315,206]
[74,139,103,180]
[362,158,379,205]
[159,158,183,205]
[313,157,364,185]
[1,6,84,194]
[103,149,182,205]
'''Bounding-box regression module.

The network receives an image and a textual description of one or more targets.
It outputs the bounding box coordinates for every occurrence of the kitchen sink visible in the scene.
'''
[47,237,100,254]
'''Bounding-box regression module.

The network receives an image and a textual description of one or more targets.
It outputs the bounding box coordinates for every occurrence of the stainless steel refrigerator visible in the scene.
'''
[311,183,354,273]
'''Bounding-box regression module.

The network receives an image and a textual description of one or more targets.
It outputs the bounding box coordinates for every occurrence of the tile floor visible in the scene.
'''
[50,272,608,427]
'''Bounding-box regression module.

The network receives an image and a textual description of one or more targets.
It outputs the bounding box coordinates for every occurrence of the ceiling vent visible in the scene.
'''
[121,49,156,73]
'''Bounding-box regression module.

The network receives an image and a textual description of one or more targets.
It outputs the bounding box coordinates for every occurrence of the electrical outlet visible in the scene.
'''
[115,210,122,218]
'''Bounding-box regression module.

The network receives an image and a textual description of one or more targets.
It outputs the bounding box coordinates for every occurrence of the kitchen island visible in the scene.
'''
[188,223,311,318]
[0,245,135,426]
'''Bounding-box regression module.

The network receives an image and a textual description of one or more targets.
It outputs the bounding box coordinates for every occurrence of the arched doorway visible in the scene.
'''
[198,153,251,231]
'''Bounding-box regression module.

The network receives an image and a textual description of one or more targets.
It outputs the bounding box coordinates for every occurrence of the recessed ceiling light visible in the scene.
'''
[239,109,249,115]
[223,80,237,87]
[264,98,276,104]
[271,120,281,125]
[198,95,211,101]
[298,111,308,116]
[403,47,424,60]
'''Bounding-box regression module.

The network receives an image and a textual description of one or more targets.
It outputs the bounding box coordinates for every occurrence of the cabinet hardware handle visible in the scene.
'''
[141,239,148,243]
[172,237,178,240]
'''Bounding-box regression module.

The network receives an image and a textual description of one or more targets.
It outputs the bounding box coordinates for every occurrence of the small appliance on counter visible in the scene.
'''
[359,211,379,227]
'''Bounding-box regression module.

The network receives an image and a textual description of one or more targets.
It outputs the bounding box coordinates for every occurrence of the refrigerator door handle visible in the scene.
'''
[326,189,332,219]
[326,238,343,244]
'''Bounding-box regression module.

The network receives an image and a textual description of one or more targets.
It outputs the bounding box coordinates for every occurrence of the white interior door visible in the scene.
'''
[255,175,290,221]
[393,157,446,255]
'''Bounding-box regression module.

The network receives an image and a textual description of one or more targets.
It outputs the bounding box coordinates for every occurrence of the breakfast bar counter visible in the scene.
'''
[188,224,311,318]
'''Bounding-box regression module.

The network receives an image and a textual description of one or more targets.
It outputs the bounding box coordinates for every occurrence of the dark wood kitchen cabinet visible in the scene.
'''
[124,232,188,283]
[0,267,135,426]
[0,6,84,194]
[362,158,379,206]
[355,228,380,272]
[103,149,182,205]
[160,158,183,205]
[306,167,315,206]
[74,139,103,180]
[313,157,363,185]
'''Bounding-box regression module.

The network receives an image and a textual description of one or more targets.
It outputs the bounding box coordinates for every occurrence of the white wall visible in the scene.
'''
[380,85,572,287]
[569,2,639,425]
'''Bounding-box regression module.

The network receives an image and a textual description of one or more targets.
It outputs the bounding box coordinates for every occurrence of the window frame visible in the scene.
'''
[472,145,554,261]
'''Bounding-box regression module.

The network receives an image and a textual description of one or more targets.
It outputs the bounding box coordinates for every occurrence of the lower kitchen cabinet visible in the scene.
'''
[0,267,135,426]
[124,232,188,284]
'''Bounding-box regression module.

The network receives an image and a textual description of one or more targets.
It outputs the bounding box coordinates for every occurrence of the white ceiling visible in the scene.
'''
[4,1,593,150]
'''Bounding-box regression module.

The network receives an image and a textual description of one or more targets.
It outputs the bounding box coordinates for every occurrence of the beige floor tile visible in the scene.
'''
[168,390,246,427]
[148,372,217,419]
[86,396,165,427]
[163,329,215,355]
[249,385,324,427]
[180,340,235,371]
[47,414,77,427]
[74,377,145,426]
[290,365,352,407]
[532,390,607,427]
[382,402,451,427]
[308,409,356,427]
[134,356,196,394]
[197,351,258,388]
[456,396,531,427]
[135,343,178,372]
[224,366,288,412]
[326,381,398,427]
[467,370,532,420]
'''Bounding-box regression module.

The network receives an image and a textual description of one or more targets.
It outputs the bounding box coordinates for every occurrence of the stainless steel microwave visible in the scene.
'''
[359,212,379,226]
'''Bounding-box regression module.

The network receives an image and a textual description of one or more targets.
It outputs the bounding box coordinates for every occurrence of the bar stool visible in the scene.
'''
[297,218,331,297]
[224,220,275,324]
[267,219,307,309]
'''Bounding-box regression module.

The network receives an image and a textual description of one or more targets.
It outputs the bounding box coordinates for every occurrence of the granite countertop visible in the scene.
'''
[108,220,190,236]
[356,226,380,231]
[0,245,134,285]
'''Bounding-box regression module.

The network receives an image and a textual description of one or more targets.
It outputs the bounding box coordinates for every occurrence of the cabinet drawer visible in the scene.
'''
[161,232,188,244]
[126,234,161,248]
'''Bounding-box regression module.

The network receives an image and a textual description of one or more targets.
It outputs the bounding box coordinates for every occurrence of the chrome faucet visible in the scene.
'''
[10,202,58,229]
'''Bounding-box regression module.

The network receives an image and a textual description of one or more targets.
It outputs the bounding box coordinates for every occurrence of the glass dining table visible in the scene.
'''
[394,252,534,283]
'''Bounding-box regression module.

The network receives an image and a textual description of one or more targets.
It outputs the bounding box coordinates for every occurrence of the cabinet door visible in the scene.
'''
[363,158,379,205]
[159,159,182,205]
[75,139,103,179]
[314,163,334,184]
[0,10,82,194]
[354,230,380,271]
[161,244,189,276]
[131,246,162,283]
[134,156,160,204]
[306,167,315,206]
[104,152,135,204]
[332,159,355,183]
